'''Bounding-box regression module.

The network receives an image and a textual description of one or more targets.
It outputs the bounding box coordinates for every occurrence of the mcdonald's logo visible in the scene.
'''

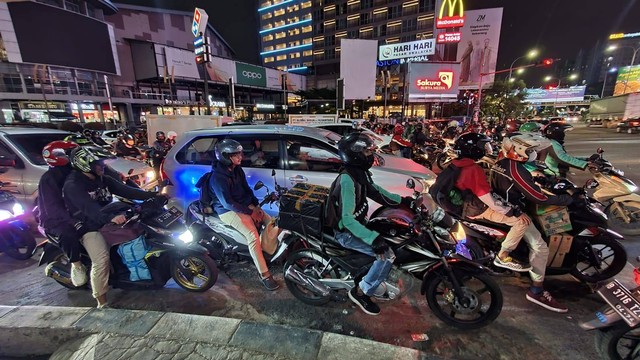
[436,0,465,29]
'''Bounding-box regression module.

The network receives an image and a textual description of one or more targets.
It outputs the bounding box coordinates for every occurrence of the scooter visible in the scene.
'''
[38,196,218,292]
[580,257,640,360]
[588,147,640,236]
[282,179,503,330]
[0,161,36,260]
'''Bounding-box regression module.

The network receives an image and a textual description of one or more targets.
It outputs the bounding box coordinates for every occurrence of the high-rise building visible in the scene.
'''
[258,0,314,74]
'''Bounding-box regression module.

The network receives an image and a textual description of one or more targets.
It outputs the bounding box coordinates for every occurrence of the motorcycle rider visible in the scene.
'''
[208,139,278,291]
[166,131,177,148]
[411,122,429,147]
[38,140,87,287]
[442,120,461,141]
[541,123,588,178]
[63,146,159,308]
[115,134,145,159]
[389,124,413,158]
[491,134,574,313]
[151,131,171,178]
[330,132,412,315]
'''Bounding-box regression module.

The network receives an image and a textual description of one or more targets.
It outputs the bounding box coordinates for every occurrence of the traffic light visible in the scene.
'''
[535,58,554,66]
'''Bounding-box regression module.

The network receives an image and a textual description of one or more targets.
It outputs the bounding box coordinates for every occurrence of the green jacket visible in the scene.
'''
[544,139,587,175]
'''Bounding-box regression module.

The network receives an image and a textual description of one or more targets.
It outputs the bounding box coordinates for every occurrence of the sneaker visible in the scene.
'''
[70,263,88,287]
[261,275,280,291]
[526,290,568,313]
[348,287,380,315]
[493,256,532,272]
[97,302,110,309]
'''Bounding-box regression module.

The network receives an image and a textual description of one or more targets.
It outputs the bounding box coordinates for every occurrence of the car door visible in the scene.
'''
[282,136,342,189]
[0,139,25,200]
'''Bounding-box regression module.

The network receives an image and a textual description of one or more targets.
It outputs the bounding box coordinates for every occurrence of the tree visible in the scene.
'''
[480,79,527,120]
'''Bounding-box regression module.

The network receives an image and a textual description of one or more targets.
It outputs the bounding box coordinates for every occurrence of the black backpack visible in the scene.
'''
[428,164,463,216]
[195,171,214,212]
[324,172,364,230]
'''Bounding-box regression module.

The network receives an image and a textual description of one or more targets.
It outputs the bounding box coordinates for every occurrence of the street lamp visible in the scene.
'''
[607,44,640,94]
[601,66,618,98]
[508,49,539,80]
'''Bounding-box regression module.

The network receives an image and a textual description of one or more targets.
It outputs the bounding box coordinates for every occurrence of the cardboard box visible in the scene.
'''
[547,233,574,267]
[535,205,572,236]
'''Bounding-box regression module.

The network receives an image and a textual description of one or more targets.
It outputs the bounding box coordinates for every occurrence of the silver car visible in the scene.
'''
[161,125,435,215]
[0,127,157,214]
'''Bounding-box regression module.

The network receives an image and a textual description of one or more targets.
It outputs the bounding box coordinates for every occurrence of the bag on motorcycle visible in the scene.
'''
[428,164,463,216]
[99,222,144,247]
[195,172,214,213]
[278,183,329,239]
[117,235,152,281]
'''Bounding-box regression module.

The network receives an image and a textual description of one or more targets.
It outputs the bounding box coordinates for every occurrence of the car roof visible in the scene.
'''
[0,127,70,135]
[185,125,341,143]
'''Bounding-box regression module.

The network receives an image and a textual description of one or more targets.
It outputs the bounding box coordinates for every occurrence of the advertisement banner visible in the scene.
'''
[340,39,377,100]
[522,86,586,103]
[284,72,306,91]
[614,65,640,96]
[236,62,267,87]
[288,114,337,126]
[205,56,235,83]
[456,8,503,89]
[378,39,435,61]
[157,45,200,79]
[266,68,283,90]
[408,62,461,102]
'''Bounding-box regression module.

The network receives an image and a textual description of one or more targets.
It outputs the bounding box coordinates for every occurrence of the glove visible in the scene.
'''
[371,235,389,255]
[73,221,89,237]
[154,194,169,205]
[400,196,413,208]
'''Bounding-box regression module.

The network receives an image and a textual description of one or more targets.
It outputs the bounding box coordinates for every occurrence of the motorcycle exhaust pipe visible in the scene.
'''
[284,265,331,297]
[44,262,74,287]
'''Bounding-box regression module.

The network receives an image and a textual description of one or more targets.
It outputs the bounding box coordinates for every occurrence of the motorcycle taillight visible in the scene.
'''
[634,268,640,286]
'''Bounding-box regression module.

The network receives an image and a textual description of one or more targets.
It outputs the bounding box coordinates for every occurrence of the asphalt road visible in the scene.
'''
[0,124,639,360]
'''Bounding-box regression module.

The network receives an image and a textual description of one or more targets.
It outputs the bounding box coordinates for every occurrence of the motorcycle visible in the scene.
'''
[580,258,640,360]
[38,196,218,292]
[589,148,640,236]
[0,161,36,260]
[282,179,503,329]
[460,176,627,284]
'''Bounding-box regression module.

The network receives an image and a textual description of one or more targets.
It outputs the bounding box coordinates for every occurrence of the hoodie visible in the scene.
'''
[208,161,258,216]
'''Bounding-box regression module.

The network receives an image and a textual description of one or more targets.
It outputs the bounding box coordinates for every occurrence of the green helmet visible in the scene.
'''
[69,146,114,173]
[519,122,542,133]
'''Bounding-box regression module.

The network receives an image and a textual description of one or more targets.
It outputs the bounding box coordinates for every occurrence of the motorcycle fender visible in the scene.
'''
[420,257,488,295]
[579,305,623,330]
[38,243,64,267]
[176,242,209,256]
[612,194,640,204]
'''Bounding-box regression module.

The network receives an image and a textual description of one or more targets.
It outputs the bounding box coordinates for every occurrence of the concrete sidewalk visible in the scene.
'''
[0,305,436,360]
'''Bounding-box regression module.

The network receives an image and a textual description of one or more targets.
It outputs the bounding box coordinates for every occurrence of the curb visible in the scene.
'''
[0,305,435,359]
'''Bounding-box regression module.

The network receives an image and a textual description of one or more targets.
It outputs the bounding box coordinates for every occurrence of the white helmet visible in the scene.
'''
[448,120,459,128]
[167,131,177,140]
[501,134,547,162]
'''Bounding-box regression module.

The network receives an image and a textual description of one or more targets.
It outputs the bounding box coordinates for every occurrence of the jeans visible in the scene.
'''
[335,231,395,297]
[219,211,272,275]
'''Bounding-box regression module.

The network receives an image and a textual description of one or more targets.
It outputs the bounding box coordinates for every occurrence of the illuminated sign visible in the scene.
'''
[416,71,454,90]
[378,39,435,61]
[256,103,275,109]
[609,32,640,40]
[192,8,208,37]
[208,96,226,107]
[436,0,465,29]
[437,32,461,44]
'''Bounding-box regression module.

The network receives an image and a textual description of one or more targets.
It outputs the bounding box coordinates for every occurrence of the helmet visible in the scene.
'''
[82,129,93,138]
[156,131,165,141]
[64,134,91,146]
[502,135,539,162]
[214,139,243,166]
[124,134,135,147]
[167,131,177,140]
[448,120,459,128]
[338,132,377,170]
[544,123,573,143]
[393,124,404,136]
[454,132,492,160]
[42,140,78,167]
[519,122,542,133]
[69,146,114,173]
[414,122,423,132]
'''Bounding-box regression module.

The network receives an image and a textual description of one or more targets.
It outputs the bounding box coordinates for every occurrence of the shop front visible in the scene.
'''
[70,103,122,123]
[252,103,285,122]
[19,101,77,122]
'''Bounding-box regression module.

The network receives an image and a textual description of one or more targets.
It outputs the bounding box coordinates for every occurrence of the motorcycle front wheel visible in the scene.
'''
[594,322,640,360]
[283,249,342,306]
[426,271,503,330]
[171,254,218,292]
[570,237,627,284]
[607,203,640,236]
[1,227,36,260]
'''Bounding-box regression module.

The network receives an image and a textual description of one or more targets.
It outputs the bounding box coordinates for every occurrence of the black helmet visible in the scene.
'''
[214,139,243,166]
[70,146,114,173]
[338,132,377,170]
[454,132,492,160]
[156,131,165,140]
[123,134,135,147]
[543,123,572,143]
[82,129,93,138]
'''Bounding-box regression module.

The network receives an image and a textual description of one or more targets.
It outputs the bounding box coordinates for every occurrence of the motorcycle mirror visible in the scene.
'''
[597,147,604,154]
[128,168,134,175]
[254,181,265,191]
[406,178,415,190]
[585,179,599,189]
[271,169,276,177]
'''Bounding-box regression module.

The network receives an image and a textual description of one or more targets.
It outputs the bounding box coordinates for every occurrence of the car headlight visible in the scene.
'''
[178,229,194,243]
[146,171,156,182]
[0,209,12,221]
[12,203,24,216]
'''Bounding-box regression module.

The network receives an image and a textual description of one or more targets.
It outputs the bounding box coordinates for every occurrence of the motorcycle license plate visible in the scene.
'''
[597,279,640,327]
[154,207,183,228]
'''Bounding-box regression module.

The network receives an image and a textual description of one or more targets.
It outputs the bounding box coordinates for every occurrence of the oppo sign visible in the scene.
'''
[242,71,262,79]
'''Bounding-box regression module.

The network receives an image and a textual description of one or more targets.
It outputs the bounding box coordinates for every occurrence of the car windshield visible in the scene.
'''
[7,133,69,165]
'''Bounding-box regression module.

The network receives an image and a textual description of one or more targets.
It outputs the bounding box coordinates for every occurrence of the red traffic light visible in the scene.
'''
[542,58,554,66]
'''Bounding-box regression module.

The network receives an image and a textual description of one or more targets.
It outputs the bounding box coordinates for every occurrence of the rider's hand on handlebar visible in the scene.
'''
[111,214,127,225]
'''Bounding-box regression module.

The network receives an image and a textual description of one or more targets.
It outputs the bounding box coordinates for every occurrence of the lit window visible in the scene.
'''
[274,9,285,16]
[301,1,311,9]
[275,43,287,49]
[264,57,275,63]
[302,25,312,33]
[276,54,287,61]
[303,50,313,56]
[263,34,274,42]
[302,38,312,44]
[261,13,272,20]
[275,32,287,39]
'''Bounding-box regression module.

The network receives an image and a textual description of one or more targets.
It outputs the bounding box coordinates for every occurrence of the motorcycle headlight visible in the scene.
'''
[178,229,194,243]
[0,209,12,221]
[416,177,434,193]
[628,184,638,193]
[146,171,156,182]
[12,203,24,216]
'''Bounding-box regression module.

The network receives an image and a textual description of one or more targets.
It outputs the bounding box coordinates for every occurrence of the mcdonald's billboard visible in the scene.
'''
[436,0,465,29]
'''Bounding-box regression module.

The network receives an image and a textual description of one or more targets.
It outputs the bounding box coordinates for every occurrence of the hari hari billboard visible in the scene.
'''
[408,62,461,102]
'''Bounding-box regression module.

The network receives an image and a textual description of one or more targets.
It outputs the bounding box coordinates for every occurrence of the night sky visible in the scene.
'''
[117,0,640,86]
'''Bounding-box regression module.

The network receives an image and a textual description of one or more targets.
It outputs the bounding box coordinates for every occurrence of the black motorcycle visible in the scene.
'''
[282,179,503,329]
[460,176,627,284]
[38,197,218,292]
[0,160,36,260]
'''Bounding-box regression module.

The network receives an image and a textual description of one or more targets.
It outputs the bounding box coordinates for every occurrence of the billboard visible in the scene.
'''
[266,68,283,90]
[456,8,503,89]
[205,56,235,83]
[236,62,267,87]
[378,39,435,61]
[408,62,461,102]
[614,65,640,96]
[522,86,586,103]
[340,39,377,100]
[155,45,200,79]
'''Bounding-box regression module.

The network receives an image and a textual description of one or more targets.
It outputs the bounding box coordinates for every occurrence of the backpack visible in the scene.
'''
[324,172,364,230]
[195,171,214,212]
[428,164,463,216]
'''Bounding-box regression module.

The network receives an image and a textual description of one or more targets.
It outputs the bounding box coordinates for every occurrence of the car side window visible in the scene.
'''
[235,137,280,169]
[0,141,13,158]
[285,139,341,172]
[175,136,218,165]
